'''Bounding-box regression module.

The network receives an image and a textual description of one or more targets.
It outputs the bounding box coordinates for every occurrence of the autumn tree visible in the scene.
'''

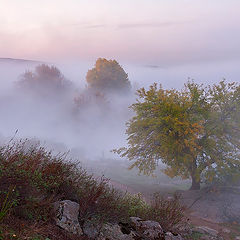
[18,64,71,96]
[115,81,240,190]
[86,58,131,93]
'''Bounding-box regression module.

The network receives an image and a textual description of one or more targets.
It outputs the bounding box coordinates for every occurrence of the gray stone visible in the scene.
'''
[82,220,100,239]
[130,217,164,239]
[53,200,83,235]
[97,223,134,240]
[141,220,164,239]
[222,228,230,234]
[193,226,218,237]
[171,222,192,236]
[165,232,183,240]
[200,237,224,240]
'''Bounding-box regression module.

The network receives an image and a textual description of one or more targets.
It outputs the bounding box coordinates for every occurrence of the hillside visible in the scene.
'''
[0,58,43,65]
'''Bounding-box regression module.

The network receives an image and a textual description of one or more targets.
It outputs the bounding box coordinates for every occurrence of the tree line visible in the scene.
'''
[16,58,240,190]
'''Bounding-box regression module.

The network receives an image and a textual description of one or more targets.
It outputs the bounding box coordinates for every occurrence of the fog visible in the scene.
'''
[0,58,239,164]
[0,59,134,162]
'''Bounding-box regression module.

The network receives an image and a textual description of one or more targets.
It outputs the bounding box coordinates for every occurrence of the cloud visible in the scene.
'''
[117,21,188,29]
[68,20,191,30]
[143,65,167,69]
[84,24,107,29]
[69,23,107,29]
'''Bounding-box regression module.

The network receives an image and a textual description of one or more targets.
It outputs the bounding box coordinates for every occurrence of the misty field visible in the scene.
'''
[1,1,240,239]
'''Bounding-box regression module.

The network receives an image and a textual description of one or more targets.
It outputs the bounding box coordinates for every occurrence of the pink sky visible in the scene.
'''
[0,0,240,65]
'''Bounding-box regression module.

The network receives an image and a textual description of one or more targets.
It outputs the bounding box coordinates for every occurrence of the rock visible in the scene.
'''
[130,217,142,228]
[193,226,218,237]
[82,220,100,239]
[97,223,134,240]
[165,231,183,240]
[140,221,164,239]
[83,221,137,240]
[171,222,192,236]
[222,228,230,234]
[200,237,224,240]
[53,200,83,235]
[130,217,164,239]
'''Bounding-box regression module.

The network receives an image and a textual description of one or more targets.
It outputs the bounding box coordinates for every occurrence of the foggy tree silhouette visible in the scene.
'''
[18,64,71,96]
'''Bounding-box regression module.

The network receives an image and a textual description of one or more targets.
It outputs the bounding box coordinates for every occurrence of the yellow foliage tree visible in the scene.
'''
[86,58,131,94]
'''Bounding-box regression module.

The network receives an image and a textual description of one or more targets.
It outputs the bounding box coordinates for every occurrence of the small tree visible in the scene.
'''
[86,58,131,93]
[115,81,240,190]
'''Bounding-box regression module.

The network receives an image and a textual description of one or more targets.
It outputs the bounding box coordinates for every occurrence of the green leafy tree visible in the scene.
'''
[86,58,131,93]
[115,81,240,190]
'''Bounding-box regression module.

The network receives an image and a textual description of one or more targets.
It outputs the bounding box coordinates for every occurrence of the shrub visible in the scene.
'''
[121,193,149,219]
[0,139,187,235]
[146,193,186,232]
[0,185,18,223]
[0,140,85,222]
[0,140,147,225]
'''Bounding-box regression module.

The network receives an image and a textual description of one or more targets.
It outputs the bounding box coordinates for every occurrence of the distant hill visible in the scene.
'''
[0,57,43,65]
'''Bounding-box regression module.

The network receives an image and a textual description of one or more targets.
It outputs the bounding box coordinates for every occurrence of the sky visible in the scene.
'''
[1,0,240,66]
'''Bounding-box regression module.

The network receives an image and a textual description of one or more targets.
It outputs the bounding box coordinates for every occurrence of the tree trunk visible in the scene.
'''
[190,175,200,190]
[189,158,201,190]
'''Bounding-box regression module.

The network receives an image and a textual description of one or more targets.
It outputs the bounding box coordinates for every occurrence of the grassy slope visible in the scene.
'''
[0,140,186,240]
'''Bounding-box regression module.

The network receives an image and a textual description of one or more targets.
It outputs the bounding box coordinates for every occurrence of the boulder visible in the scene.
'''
[97,223,135,240]
[165,232,183,240]
[222,228,230,234]
[130,217,164,239]
[83,221,136,240]
[53,200,83,235]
